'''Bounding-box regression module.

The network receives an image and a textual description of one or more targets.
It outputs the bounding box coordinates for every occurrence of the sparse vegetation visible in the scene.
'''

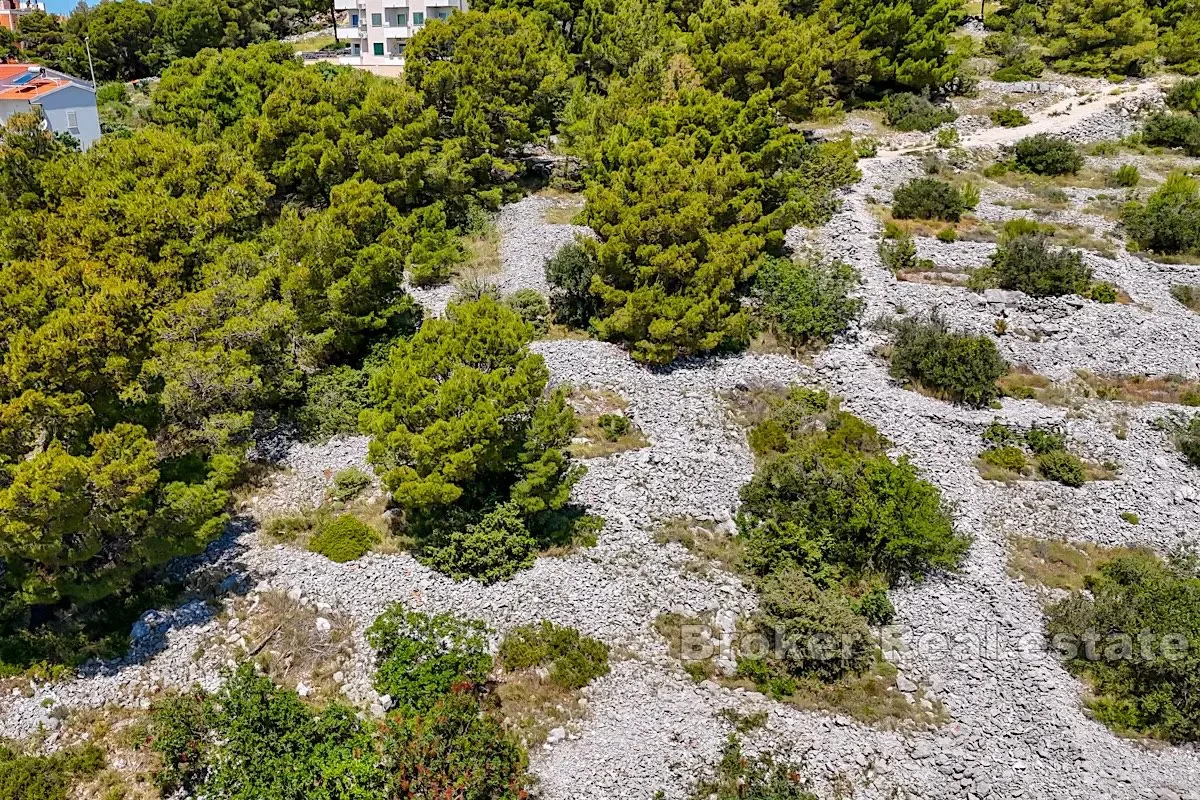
[976,420,1110,486]
[498,620,610,690]
[888,316,1009,407]
[891,178,971,222]
[330,467,371,503]
[1171,283,1200,312]
[1008,536,1149,592]
[1010,134,1084,176]
[307,513,379,563]
[1122,172,1200,256]
[990,107,1031,127]
[688,736,817,800]
[882,93,958,132]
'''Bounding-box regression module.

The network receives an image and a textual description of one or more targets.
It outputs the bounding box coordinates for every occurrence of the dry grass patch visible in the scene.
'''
[53,706,161,800]
[998,368,1077,406]
[461,223,500,276]
[566,386,648,458]
[654,517,743,577]
[494,670,584,749]
[895,268,971,286]
[653,611,721,683]
[874,206,988,239]
[1076,371,1200,406]
[1008,535,1151,592]
[721,383,790,430]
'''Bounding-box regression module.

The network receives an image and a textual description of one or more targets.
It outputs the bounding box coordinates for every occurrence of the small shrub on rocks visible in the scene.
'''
[498,620,610,689]
[882,93,958,132]
[1025,424,1067,455]
[421,502,539,585]
[935,127,959,148]
[0,744,104,800]
[1085,281,1118,304]
[1122,172,1200,255]
[879,233,918,273]
[987,234,1092,298]
[1120,511,1140,525]
[689,736,817,800]
[307,514,378,562]
[753,255,863,349]
[853,584,896,625]
[990,107,1030,127]
[1154,412,1200,468]
[980,445,1027,472]
[367,606,493,713]
[937,226,957,242]
[1010,134,1083,175]
[1142,112,1200,156]
[504,288,551,335]
[1036,449,1086,487]
[1106,164,1139,188]
[1171,283,1200,312]
[891,178,968,222]
[597,413,631,441]
[1046,553,1200,742]
[544,240,601,329]
[1167,78,1200,113]
[330,467,371,502]
[888,316,1009,407]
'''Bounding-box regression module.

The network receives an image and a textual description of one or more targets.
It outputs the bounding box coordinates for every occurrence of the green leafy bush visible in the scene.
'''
[753,256,863,349]
[980,445,1027,472]
[1046,553,1200,741]
[544,241,601,329]
[330,467,371,502]
[367,606,493,712]
[422,502,539,584]
[987,234,1092,298]
[891,178,968,222]
[853,584,896,625]
[498,620,610,689]
[1143,112,1200,156]
[504,289,551,335]
[1025,424,1067,455]
[294,365,371,441]
[990,107,1031,127]
[1167,78,1200,113]
[888,317,1008,407]
[1122,172,1200,255]
[1010,134,1084,175]
[1085,281,1119,303]
[0,744,104,800]
[689,736,817,800]
[308,514,378,563]
[1036,449,1086,487]
[597,414,631,441]
[879,233,918,272]
[937,226,957,242]
[1106,164,1139,188]
[1156,412,1200,467]
[882,93,958,132]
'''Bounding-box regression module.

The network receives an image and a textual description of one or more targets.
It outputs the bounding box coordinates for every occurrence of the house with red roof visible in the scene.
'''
[0,63,99,149]
[0,0,46,32]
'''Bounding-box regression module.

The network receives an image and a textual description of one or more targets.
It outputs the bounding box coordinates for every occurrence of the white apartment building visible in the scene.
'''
[332,0,468,67]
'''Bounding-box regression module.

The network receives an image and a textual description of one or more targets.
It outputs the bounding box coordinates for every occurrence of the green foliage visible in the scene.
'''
[331,468,371,503]
[839,0,968,92]
[935,127,959,148]
[497,620,611,689]
[853,584,896,625]
[1172,283,1200,312]
[294,366,371,441]
[879,232,918,273]
[1046,553,1200,741]
[937,226,957,242]
[367,606,493,713]
[0,744,104,800]
[1155,412,1200,468]
[753,255,864,349]
[1025,424,1067,454]
[1086,281,1119,303]
[1120,510,1140,524]
[544,241,601,329]
[888,316,1009,407]
[891,178,968,222]
[362,298,583,582]
[504,289,551,336]
[1142,112,1200,156]
[689,736,817,800]
[1043,0,1156,76]
[1106,163,1140,187]
[987,234,1092,297]
[1010,134,1084,175]
[1167,78,1200,113]
[1122,172,1200,255]
[990,107,1031,127]
[980,445,1028,472]
[882,93,958,132]
[597,414,631,441]
[1036,450,1087,486]
[308,514,378,563]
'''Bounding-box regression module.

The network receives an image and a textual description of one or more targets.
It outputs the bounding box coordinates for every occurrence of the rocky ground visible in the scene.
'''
[5,78,1200,800]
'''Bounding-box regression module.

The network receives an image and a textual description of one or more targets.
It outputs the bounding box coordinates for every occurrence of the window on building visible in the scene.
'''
[412,11,423,24]
[373,41,384,55]
[437,10,448,18]
[371,12,381,25]
[395,11,406,24]
[66,110,78,130]
[351,13,358,25]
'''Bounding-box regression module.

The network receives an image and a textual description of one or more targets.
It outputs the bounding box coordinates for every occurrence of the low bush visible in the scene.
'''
[597,413,630,440]
[1085,281,1118,304]
[992,65,1037,82]
[879,233,918,273]
[689,736,817,800]
[1036,449,1086,487]
[888,317,1009,407]
[1025,424,1067,455]
[421,503,539,585]
[330,467,371,502]
[367,606,493,712]
[0,745,104,800]
[1046,553,1200,742]
[1172,283,1200,312]
[882,93,958,132]
[753,256,863,348]
[294,365,370,441]
[990,107,1030,127]
[935,127,959,148]
[1167,78,1200,113]
[987,234,1092,298]
[1155,412,1200,468]
[1142,112,1200,156]
[853,584,895,625]
[498,620,610,689]
[504,289,551,336]
[980,445,1027,472]
[937,226,957,242]
[891,178,968,222]
[1122,172,1200,255]
[1010,134,1083,175]
[307,514,378,562]
[544,240,601,329]
[1106,164,1139,188]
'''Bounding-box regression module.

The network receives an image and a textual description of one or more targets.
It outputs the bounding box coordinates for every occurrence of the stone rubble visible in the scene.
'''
[4,78,1200,800]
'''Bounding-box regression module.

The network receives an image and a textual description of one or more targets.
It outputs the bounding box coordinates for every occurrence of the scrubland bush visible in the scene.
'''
[888,317,1008,407]
[891,178,969,222]
[1010,134,1083,175]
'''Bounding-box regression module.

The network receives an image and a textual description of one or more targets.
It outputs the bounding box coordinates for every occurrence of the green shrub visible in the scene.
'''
[960,182,981,209]
[1106,164,1139,188]
[0,744,104,800]
[1157,412,1200,468]
[422,502,539,585]
[935,127,959,148]
[980,445,1027,472]
[263,513,313,542]
[982,419,1021,447]
[689,736,817,800]
[294,365,370,441]
[1172,283,1200,312]
[1046,553,1200,742]
[853,584,896,625]
[1167,78,1200,113]
[597,413,631,441]
[891,178,968,222]
[1086,281,1118,303]
[992,65,1037,82]
[1010,134,1084,175]
[1122,172,1200,255]
[990,107,1031,127]
[367,606,493,712]
[1142,113,1200,156]
[937,226,957,242]
[504,288,551,336]
[308,514,378,562]
[988,235,1092,298]
[753,256,864,348]
[544,241,601,330]
[888,317,1009,407]
[882,93,958,132]
[1024,424,1067,455]
[330,467,371,502]
[498,620,610,689]
[150,692,210,795]
[1036,449,1086,487]
[879,233,918,272]
[1120,511,1140,525]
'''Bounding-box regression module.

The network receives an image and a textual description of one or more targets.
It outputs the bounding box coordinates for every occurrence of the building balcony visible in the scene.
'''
[335,25,363,39]
[382,24,411,37]
[332,0,360,9]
